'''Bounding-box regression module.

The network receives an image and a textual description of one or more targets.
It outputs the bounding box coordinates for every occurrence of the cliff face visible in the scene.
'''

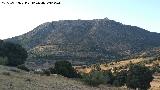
[6,19,160,65]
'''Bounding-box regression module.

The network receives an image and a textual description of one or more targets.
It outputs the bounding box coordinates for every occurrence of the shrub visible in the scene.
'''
[126,64,153,90]
[150,66,160,73]
[54,61,81,78]
[82,71,106,86]
[48,67,55,74]
[2,72,11,76]
[17,64,30,72]
[82,70,114,86]
[103,70,114,84]
[25,78,31,82]
[95,64,101,71]
[113,70,127,87]
[43,69,51,76]
[0,41,28,66]
[0,57,8,65]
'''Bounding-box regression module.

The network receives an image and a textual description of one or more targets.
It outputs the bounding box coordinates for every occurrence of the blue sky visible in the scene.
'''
[62,0,160,32]
[0,0,159,39]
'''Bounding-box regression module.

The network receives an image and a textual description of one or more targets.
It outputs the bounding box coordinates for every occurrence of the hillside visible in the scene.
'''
[6,18,160,65]
[0,65,128,90]
[75,57,160,90]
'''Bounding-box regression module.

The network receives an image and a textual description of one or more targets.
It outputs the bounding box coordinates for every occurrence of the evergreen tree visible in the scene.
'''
[0,41,28,66]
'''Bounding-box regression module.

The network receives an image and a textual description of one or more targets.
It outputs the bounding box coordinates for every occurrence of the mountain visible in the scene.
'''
[6,18,160,65]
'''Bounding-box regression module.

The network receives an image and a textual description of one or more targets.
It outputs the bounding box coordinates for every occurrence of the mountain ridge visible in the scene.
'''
[6,18,160,65]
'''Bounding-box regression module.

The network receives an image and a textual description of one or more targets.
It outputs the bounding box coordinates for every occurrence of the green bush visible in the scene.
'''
[54,61,81,78]
[112,70,127,87]
[48,67,55,74]
[0,57,8,65]
[150,66,160,73]
[82,71,106,86]
[126,64,153,90]
[17,64,30,72]
[82,70,116,87]
[43,69,51,76]
[103,70,114,84]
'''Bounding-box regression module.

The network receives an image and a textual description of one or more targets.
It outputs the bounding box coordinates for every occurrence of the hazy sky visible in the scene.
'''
[0,0,160,39]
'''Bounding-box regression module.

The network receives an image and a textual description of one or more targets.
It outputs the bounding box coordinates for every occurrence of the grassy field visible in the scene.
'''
[0,65,129,90]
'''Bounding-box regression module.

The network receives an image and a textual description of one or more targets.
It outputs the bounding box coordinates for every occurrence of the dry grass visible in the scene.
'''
[76,58,146,73]
[150,73,160,90]
[0,65,128,90]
